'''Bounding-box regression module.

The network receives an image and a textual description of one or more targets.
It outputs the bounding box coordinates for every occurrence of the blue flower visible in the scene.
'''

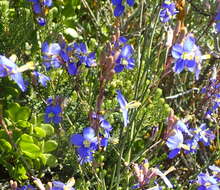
[190,124,215,146]
[111,0,134,17]
[114,44,135,73]
[166,129,189,159]
[90,113,113,147]
[73,42,96,67]
[36,17,46,26]
[70,127,98,164]
[215,12,220,32]
[116,90,129,127]
[17,185,36,190]
[184,138,198,154]
[52,179,75,190]
[42,42,62,70]
[113,36,135,73]
[27,0,53,26]
[172,36,196,72]
[41,41,96,75]
[44,98,62,124]
[44,0,53,7]
[33,71,50,87]
[0,55,27,91]
[196,172,219,190]
[172,35,204,79]
[116,90,140,127]
[174,120,191,136]
[160,0,178,23]
[100,117,113,147]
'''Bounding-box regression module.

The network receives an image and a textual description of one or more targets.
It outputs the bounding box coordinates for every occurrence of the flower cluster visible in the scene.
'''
[111,0,135,17]
[42,40,96,75]
[27,0,53,26]
[195,165,220,189]
[132,159,174,189]
[70,116,112,164]
[160,0,178,23]
[44,97,63,124]
[166,120,215,159]
[0,55,35,92]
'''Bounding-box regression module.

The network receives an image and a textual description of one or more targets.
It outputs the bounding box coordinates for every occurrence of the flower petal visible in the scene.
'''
[116,90,127,109]
[173,59,185,74]
[171,44,183,59]
[168,148,180,159]
[70,134,84,146]
[114,4,125,17]
[83,127,95,140]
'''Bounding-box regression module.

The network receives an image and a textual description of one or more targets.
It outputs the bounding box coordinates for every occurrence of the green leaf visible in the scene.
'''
[20,134,34,143]
[40,124,54,136]
[3,87,19,98]
[43,140,58,153]
[39,153,57,166]
[14,164,28,180]
[15,107,31,121]
[71,0,80,6]
[39,153,47,165]
[0,1,9,13]
[64,28,79,39]
[0,139,12,152]
[6,103,20,121]
[44,154,58,167]
[17,121,32,128]
[34,127,46,138]
[19,141,41,159]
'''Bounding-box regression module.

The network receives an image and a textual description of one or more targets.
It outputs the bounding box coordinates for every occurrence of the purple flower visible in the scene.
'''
[44,97,62,124]
[27,0,53,26]
[116,90,129,127]
[36,17,46,26]
[17,185,36,190]
[174,120,191,136]
[33,71,50,87]
[196,172,219,190]
[52,180,75,190]
[171,34,208,80]
[215,12,220,32]
[42,42,62,70]
[114,44,135,73]
[190,124,215,146]
[184,138,198,154]
[70,127,98,164]
[160,0,178,23]
[111,0,134,17]
[0,55,27,91]
[41,41,96,75]
[73,42,96,67]
[166,129,189,158]
[99,117,113,147]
